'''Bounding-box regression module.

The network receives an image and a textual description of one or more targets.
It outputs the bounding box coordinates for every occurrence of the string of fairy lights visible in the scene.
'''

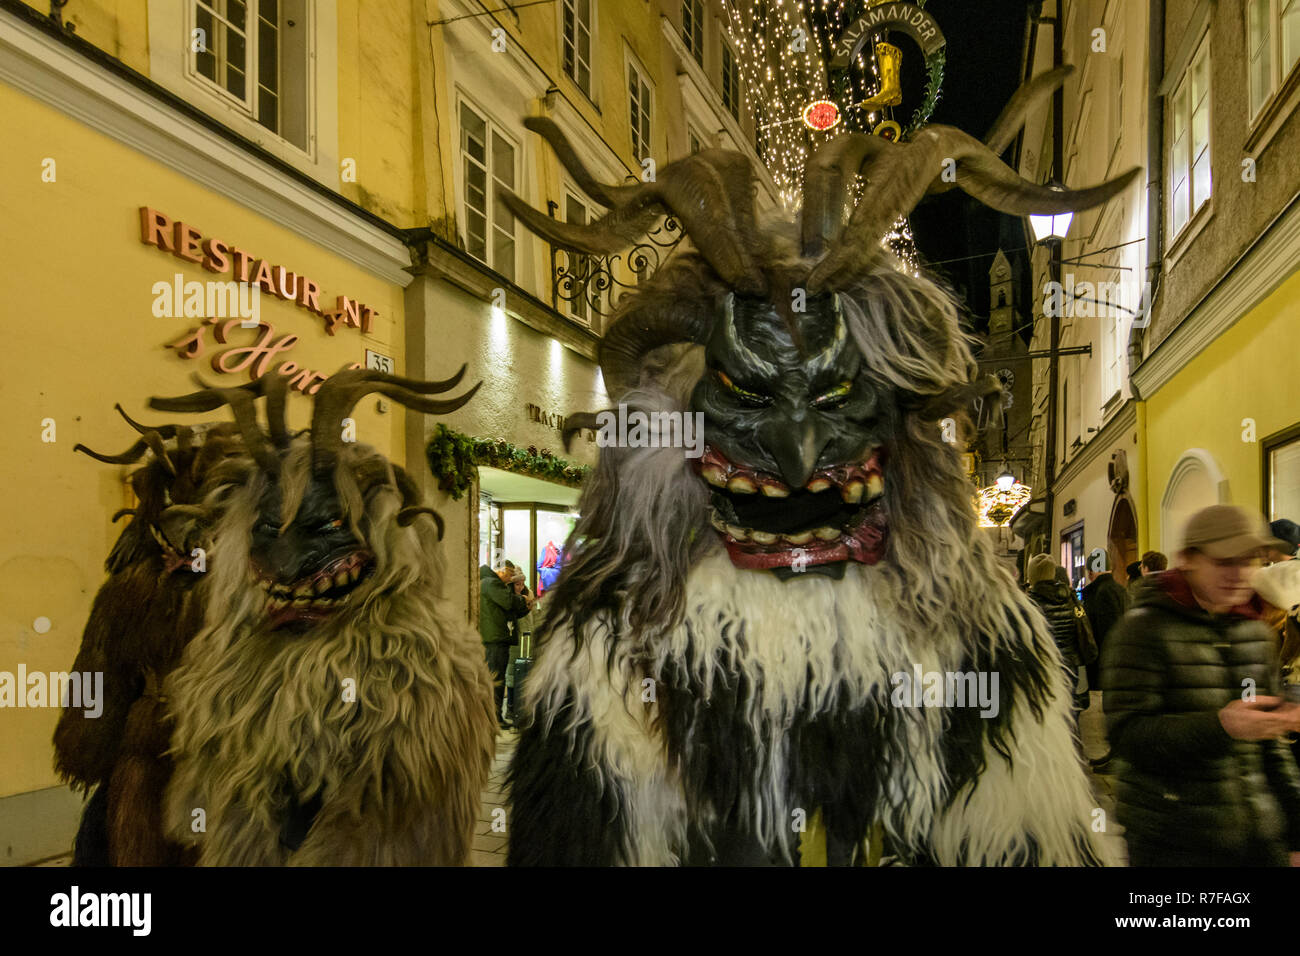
[718,0,931,272]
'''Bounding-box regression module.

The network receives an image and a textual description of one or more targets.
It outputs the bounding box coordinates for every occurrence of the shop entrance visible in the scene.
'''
[476,466,580,600]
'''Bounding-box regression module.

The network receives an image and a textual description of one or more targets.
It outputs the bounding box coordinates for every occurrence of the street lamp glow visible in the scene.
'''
[1029,209,1073,243]
[995,469,1017,493]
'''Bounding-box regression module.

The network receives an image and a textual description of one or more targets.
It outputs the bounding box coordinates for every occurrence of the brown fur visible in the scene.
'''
[54,424,242,865]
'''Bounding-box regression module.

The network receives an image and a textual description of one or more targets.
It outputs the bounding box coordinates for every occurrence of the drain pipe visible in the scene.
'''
[1129,0,1164,401]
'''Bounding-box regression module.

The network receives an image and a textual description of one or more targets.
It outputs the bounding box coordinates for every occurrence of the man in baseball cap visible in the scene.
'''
[1102,505,1300,866]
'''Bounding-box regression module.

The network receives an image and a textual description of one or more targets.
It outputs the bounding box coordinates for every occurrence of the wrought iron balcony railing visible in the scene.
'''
[549,215,684,331]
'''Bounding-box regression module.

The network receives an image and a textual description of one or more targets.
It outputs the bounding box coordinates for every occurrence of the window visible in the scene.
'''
[1169,35,1211,238]
[190,0,309,150]
[1248,0,1300,118]
[688,127,703,154]
[628,60,652,161]
[460,100,517,282]
[682,0,704,66]
[1264,424,1300,522]
[1060,523,1085,591]
[722,42,740,119]
[561,191,602,327]
[562,0,593,99]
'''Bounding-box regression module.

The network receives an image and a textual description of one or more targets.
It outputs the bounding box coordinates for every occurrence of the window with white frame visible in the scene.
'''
[628,60,652,162]
[561,190,602,327]
[459,100,517,282]
[190,0,309,150]
[562,0,593,99]
[1248,0,1300,118]
[1169,35,1211,239]
[682,0,704,66]
[722,42,740,119]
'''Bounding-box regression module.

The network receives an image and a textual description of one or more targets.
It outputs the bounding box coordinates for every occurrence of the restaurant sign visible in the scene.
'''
[140,207,382,394]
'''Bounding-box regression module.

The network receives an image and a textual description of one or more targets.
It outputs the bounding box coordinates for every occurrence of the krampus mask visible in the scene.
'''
[56,412,243,866]
[152,368,496,865]
[502,67,1137,865]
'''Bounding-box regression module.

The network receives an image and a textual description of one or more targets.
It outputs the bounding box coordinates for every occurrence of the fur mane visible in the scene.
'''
[164,437,494,865]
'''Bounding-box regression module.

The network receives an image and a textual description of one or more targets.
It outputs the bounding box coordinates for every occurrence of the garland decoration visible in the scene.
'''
[425,424,591,501]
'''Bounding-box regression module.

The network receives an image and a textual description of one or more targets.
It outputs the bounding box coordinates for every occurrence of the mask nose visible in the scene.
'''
[759,409,828,489]
[267,531,331,583]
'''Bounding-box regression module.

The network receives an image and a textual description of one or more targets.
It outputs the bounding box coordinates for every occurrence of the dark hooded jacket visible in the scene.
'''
[479,565,527,645]
[1028,579,1085,672]
[1102,571,1300,863]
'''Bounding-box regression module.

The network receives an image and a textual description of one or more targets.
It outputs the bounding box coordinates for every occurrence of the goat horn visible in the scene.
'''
[311,367,480,475]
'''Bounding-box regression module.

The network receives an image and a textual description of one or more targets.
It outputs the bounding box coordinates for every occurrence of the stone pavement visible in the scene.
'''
[1080,690,1128,865]
[33,700,1124,867]
[470,729,516,867]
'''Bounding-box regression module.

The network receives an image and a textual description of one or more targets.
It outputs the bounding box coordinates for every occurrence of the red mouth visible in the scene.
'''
[693,445,888,571]
[256,551,375,630]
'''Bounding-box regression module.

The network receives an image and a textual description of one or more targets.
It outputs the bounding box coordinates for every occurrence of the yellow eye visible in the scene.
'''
[714,369,770,405]
[812,381,853,408]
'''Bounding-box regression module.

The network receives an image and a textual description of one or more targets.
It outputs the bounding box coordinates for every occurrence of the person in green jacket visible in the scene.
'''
[480,564,529,727]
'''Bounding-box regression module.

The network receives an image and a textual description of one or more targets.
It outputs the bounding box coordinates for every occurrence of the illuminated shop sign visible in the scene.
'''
[138,206,382,394]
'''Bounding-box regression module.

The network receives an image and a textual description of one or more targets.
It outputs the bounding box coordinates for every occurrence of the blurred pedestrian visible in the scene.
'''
[1027,555,1094,717]
[1082,549,1128,692]
[1141,550,1168,575]
[1103,505,1300,866]
[1125,561,1143,600]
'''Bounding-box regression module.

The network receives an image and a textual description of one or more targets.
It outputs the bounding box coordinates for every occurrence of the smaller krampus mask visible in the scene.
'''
[151,367,496,866]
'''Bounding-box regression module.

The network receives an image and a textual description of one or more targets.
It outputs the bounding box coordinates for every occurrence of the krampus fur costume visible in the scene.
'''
[153,370,496,865]
[55,412,243,866]
[501,68,1138,866]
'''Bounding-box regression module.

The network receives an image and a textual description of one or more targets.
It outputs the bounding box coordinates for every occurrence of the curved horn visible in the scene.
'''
[807,125,1140,292]
[311,367,481,475]
[800,133,890,258]
[111,508,137,523]
[597,295,712,398]
[114,404,183,440]
[396,506,445,540]
[505,119,765,294]
[983,65,1073,156]
[519,116,621,207]
[74,439,151,465]
[148,375,281,476]
[561,410,605,453]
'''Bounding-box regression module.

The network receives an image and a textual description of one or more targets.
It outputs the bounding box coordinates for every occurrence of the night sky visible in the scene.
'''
[902,0,1039,335]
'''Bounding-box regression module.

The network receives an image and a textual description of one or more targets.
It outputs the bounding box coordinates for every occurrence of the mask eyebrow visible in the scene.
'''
[809,293,848,375]
[723,293,781,379]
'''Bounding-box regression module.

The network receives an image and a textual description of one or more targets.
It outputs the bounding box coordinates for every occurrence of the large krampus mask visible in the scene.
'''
[501,69,1139,866]
[504,67,1135,577]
